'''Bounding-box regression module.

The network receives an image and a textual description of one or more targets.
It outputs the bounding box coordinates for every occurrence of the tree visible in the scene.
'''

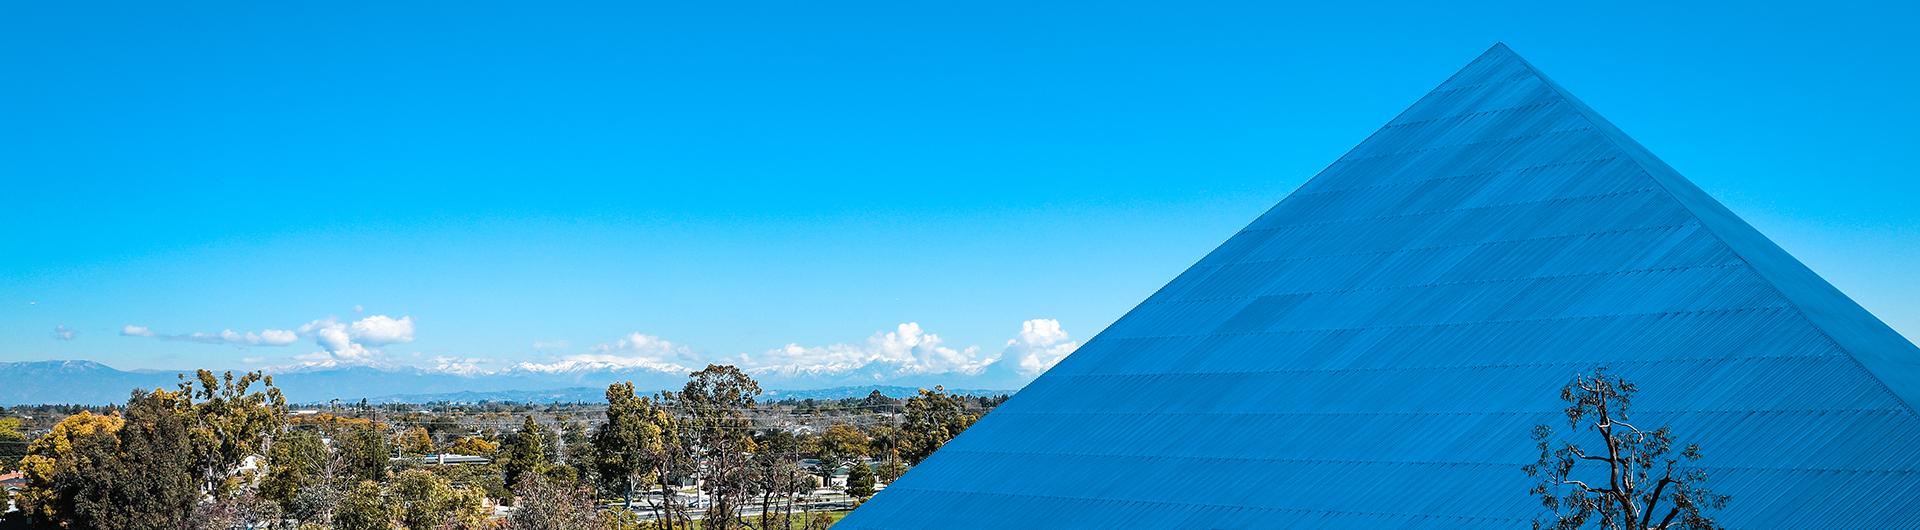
[15,410,123,524]
[1525,367,1731,530]
[333,480,394,530]
[898,386,979,464]
[559,419,596,487]
[861,390,900,414]
[172,369,288,495]
[396,426,435,456]
[679,365,761,530]
[0,417,27,470]
[260,429,330,511]
[334,423,391,484]
[52,390,200,530]
[447,436,499,457]
[845,460,876,501]
[876,450,909,485]
[392,468,488,530]
[594,382,666,509]
[643,392,691,530]
[193,491,282,530]
[746,428,807,530]
[287,481,343,528]
[811,423,870,471]
[504,473,601,530]
[436,460,512,505]
[502,416,550,490]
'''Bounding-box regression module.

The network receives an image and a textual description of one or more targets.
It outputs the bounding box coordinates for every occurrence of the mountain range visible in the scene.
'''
[0,360,1011,406]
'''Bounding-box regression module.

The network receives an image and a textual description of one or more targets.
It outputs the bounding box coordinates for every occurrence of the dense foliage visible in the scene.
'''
[0,366,1002,529]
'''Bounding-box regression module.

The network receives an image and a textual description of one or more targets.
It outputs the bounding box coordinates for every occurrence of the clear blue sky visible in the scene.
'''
[3,1,1915,385]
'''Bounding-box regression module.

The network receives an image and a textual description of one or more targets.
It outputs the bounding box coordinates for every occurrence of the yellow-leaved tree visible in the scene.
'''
[15,411,124,522]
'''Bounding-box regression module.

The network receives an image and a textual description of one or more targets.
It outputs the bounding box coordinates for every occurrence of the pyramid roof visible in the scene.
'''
[838,44,1920,529]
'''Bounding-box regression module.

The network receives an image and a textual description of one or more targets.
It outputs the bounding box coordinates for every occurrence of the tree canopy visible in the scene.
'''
[1525,367,1730,530]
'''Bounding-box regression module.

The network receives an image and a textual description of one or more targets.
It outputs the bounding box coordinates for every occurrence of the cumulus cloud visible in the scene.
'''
[52,325,77,341]
[746,322,995,379]
[1004,319,1080,377]
[297,314,416,364]
[517,332,694,373]
[119,324,300,347]
[348,315,414,345]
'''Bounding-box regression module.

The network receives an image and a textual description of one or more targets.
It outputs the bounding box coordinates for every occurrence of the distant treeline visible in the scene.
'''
[0,365,1001,530]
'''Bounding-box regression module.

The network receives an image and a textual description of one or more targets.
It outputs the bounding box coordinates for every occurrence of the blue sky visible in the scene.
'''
[3,1,1916,387]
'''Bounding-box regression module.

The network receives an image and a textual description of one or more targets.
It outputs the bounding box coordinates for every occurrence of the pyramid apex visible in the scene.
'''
[1480,42,1520,58]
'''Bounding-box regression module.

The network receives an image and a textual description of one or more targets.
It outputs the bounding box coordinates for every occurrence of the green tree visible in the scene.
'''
[811,423,870,470]
[679,365,761,530]
[502,416,550,490]
[644,391,690,529]
[392,468,487,530]
[876,450,909,485]
[260,429,330,514]
[593,382,666,509]
[1525,367,1730,530]
[335,423,392,484]
[52,390,200,530]
[861,390,900,414]
[173,369,288,494]
[559,419,596,487]
[333,480,394,530]
[845,461,875,501]
[898,386,979,464]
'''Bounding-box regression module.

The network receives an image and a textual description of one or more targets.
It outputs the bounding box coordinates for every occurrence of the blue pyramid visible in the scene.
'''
[837,44,1920,529]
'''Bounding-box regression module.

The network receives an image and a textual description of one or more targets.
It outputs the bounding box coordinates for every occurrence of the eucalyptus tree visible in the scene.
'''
[1525,367,1730,530]
[679,364,762,530]
[898,386,979,465]
[173,369,288,494]
[594,381,666,510]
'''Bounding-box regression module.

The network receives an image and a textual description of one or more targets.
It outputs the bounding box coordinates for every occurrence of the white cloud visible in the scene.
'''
[119,324,298,347]
[52,325,77,341]
[348,315,414,345]
[532,339,570,350]
[1004,319,1080,377]
[746,322,995,378]
[297,314,413,364]
[257,329,300,344]
[517,332,693,374]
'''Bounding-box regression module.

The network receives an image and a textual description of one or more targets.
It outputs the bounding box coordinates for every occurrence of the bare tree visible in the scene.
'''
[1524,367,1730,530]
